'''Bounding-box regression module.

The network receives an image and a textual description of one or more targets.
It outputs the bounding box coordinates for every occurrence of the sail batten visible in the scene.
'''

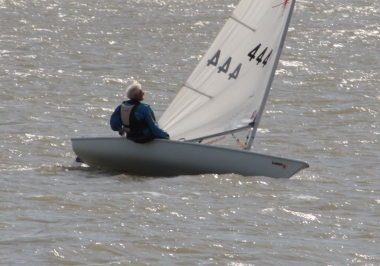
[159,0,296,142]
[230,15,257,32]
[184,83,213,99]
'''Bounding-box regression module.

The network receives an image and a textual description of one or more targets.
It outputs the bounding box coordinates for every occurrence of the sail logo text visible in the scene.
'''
[272,161,287,169]
[205,135,227,145]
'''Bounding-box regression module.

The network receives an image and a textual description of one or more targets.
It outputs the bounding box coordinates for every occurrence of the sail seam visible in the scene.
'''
[184,83,212,99]
[230,15,256,32]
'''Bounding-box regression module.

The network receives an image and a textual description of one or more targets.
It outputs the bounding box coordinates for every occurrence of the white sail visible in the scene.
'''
[71,0,309,178]
[159,0,296,142]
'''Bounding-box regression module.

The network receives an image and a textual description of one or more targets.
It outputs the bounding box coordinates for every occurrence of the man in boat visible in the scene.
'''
[111,81,169,143]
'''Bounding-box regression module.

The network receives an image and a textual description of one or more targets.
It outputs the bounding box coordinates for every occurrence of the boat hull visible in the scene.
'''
[71,137,309,178]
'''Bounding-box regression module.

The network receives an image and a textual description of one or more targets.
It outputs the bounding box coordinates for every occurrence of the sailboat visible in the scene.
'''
[71,0,309,178]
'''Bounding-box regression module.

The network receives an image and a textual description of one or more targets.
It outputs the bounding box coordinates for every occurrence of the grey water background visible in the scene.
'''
[1,0,379,264]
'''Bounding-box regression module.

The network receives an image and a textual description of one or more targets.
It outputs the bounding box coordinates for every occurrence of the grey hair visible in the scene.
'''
[126,81,142,99]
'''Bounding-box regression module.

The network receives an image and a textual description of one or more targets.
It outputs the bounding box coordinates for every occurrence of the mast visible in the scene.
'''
[245,0,297,151]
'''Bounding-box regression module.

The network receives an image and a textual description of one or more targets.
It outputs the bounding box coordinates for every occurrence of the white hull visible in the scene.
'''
[71,137,309,178]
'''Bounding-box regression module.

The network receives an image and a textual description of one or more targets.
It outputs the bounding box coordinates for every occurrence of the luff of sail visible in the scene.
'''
[159,0,296,142]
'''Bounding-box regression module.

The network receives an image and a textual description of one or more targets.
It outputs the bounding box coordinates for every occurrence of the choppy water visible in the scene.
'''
[1,0,379,264]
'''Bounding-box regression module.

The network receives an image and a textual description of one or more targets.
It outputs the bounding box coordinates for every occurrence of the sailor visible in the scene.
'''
[113,81,169,143]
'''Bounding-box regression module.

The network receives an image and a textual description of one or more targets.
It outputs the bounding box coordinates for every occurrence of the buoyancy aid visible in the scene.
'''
[120,100,149,135]
[120,103,134,133]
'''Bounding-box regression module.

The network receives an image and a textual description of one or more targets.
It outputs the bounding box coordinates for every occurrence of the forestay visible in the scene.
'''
[159,0,296,145]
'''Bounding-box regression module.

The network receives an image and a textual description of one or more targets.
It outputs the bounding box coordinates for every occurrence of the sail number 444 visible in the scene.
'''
[207,44,272,80]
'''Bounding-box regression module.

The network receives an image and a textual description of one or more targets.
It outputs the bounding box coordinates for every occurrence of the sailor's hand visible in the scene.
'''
[118,126,125,136]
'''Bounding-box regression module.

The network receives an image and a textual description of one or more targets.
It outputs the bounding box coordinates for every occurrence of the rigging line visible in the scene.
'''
[244,128,252,147]
[184,83,212,99]
[230,15,257,33]
[231,133,246,149]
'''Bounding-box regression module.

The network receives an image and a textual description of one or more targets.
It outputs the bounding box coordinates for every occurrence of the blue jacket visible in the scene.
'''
[124,101,169,140]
